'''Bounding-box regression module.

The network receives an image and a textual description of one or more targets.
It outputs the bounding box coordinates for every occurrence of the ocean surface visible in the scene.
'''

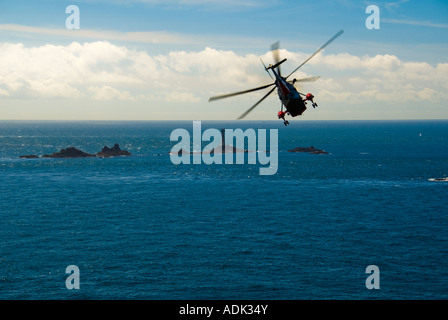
[0,120,447,300]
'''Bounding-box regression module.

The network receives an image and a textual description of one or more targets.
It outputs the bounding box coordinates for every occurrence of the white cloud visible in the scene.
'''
[384,0,410,9]
[301,53,448,104]
[382,18,448,29]
[0,24,203,45]
[0,87,9,97]
[88,86,135,101]
[164,91,201,102]
[0,40,447,119]
[27,79,83,98]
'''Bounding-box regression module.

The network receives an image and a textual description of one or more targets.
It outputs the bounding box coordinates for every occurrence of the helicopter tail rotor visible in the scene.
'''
[271,41,282,77]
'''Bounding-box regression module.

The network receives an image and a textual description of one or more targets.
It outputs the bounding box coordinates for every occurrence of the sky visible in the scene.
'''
[0,0,447,121]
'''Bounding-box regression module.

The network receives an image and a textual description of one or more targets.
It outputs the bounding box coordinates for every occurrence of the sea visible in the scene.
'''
[0,120,447,300]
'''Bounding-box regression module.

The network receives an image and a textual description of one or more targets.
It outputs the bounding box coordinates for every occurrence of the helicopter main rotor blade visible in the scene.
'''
[271,41,282,77]
[209,82,275,102]
[288,76,321,84]
[237,86,276,120]
[260,57,274,80]
[285,29,344,80]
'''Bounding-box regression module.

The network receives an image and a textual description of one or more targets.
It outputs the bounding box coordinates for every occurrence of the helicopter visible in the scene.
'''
[209,29,344,126]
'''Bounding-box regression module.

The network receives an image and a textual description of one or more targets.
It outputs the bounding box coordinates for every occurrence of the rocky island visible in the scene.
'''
[428,177,448,182]
[170,145,249,156]
[42,147,95,158]
[19,144,131,159]
[169,129,250,156]
[288,146,329,154]
[96,144,132,158]
[19,155,39,159]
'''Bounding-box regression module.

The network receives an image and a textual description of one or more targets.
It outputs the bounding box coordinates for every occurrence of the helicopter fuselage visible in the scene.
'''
[271,68,307,117]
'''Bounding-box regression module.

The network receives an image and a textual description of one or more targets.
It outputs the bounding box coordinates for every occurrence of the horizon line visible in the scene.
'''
[1,118,447,122]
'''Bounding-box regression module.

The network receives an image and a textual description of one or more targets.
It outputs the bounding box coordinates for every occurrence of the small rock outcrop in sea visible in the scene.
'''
[19,144,131,159]
[19,155,39,159]
[169,128,250,155]
[42,147,95,158]
[288,146,329,154]
[209,144,249,154]
[96,144,131,157]
[428,177,448,182]
[169,145,250,156]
